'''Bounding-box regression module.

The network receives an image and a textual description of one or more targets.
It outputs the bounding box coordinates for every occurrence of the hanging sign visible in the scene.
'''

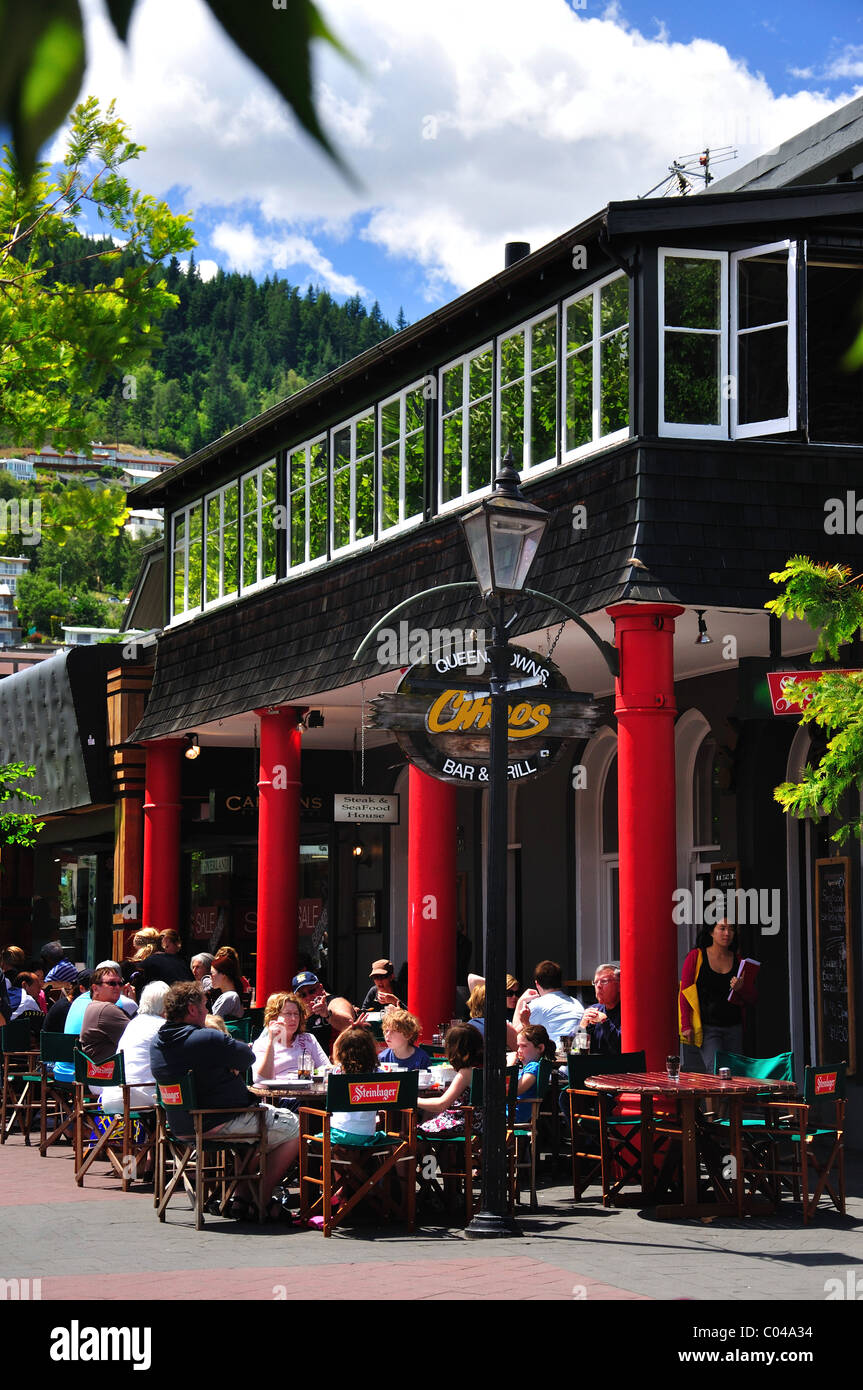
[334,793,400,823]
[767,669,860,716]
[368,644,598,786]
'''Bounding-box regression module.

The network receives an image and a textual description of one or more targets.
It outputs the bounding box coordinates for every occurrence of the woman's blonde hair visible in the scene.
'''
[467,982,486,1019]
[131,928,159,961]
[263,990,307,1035]
[205,1014,228,1034]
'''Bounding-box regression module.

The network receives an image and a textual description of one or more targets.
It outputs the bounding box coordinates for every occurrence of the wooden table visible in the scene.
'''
[585,1071,797,1219]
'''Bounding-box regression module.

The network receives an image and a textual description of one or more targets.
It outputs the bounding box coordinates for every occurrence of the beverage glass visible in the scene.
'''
[666,1055,680,1082]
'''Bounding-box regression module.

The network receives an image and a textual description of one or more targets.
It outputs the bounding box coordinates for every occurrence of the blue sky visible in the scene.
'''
[35,0,863,327]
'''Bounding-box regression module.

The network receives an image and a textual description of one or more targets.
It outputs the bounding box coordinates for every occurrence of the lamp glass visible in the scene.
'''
[462,498,548,597]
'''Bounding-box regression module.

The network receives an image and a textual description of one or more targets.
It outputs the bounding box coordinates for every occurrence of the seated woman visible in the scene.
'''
[101,980,170,1113]
[466,982,518,1050]
[330,1025,382,1145]
[417,1023,483,1136]
[209,953,245,1019]
[252,992,329,1081]
[513,1024,553,1123]
[378,1008,430,1071]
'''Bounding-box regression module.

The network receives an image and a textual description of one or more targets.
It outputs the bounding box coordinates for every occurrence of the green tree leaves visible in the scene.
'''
[768,557,863,843]
[0,761,43,847]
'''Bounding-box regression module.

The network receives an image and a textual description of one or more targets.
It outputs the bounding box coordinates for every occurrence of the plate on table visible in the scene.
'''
[257,1077,313,1088]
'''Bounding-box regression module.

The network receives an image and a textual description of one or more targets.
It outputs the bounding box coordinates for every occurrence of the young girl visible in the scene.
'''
[252,991,329,1080]
[514,1024,553,1123]
[330,1025,382,1145]
[417,1023,482,1136]
[378,1009,430,1071]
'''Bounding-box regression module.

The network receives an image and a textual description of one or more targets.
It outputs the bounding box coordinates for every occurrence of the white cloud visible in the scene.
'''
[211,222,366,296]
[178,257,219,282]
[77,0,855,301]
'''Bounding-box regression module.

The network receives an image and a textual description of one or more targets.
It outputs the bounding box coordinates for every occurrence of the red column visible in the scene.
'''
[255,706,302,1003]
[606,603,684,1070]
[407,766,457,1039]
[142,740,181,933]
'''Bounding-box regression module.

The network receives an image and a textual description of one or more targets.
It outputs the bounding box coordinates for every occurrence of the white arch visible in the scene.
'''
[674,708,714,962]
[575,725,618,977]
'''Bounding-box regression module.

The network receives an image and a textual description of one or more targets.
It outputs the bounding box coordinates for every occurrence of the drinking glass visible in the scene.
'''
[666,1055,681,1082]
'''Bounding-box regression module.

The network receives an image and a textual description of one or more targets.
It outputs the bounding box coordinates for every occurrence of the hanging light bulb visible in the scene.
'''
[184,733,201,759]
[694,610,712,646]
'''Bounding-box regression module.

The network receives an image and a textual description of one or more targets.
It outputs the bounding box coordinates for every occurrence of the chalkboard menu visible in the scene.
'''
[815,858,856,1076]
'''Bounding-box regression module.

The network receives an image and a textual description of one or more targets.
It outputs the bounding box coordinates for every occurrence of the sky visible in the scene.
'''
[46,0,863,325]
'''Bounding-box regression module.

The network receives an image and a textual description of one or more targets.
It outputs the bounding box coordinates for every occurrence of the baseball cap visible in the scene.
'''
[370,959,394,978]
[292,971,320,991]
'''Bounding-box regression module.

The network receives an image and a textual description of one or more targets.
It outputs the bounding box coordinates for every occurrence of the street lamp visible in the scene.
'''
[460,453,549,1237]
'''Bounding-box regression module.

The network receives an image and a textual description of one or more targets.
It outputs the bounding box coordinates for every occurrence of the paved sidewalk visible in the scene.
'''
[1,1133,861,1304]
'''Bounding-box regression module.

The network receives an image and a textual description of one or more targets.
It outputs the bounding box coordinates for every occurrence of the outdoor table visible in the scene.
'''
[584,1071,797,1219]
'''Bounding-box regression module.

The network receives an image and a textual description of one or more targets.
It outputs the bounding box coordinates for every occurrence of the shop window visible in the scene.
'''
[807,256,863,443]
[170,500,202,620]
[498,309,558,473]
[332,409,375,554]
[287,435,328,569]
[659,243,796,440]
[379,381,426,533]
[563,272,629,458]
[439,343,494,508]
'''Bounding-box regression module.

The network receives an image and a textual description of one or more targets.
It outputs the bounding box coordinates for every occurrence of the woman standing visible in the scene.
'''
[678,919,757,1074]
[209,954,245,1019]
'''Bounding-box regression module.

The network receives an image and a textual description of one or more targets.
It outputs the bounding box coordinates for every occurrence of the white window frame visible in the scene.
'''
[330,407,376,557]
[169,500,203,624]
[202,480,240,611]
[437,341,494,514]
[378,380,426,537]
[562,269,630,464]
[730,239,797,439]
[240,459,280,593]
[659,247,729,440]
[496,307,559,476]
[286,435,329,573]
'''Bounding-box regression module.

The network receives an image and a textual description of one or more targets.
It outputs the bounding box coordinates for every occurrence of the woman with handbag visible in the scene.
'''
[678,919,758,1074]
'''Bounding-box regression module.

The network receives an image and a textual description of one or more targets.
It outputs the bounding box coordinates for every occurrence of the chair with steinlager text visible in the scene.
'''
[73,1049,156,1190]
[299,1071,419,1237]
[155,1073,270,1230]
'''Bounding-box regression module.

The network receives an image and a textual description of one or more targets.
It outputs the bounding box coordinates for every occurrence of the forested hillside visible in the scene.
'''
[7,236,400,459]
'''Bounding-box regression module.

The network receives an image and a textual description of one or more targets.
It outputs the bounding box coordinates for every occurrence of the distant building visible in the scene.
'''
[0,584,22,646]
[0,555,31,596]
[2,458,36,481]
[61,626,123,647]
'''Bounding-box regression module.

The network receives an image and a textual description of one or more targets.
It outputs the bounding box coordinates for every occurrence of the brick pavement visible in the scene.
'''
[1,1132,861,1304]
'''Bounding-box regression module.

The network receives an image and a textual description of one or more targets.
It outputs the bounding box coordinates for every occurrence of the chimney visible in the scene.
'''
[504,241,531,268]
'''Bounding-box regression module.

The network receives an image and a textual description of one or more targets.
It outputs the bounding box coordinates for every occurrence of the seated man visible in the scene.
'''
[513,959,584,1050]
[580,963,621,1054]
[79,965,132,1063]
[150,981,299,1215]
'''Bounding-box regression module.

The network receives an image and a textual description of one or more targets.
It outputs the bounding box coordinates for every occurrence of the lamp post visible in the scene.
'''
[460,453,549,1236]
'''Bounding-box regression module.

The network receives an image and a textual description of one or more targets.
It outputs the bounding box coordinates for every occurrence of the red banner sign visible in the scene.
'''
[815,1071,837,1095]
[159,1084,183,1105]
[86,1060,116,1080]
[348,1081,400,1105]
[767,670,860,716]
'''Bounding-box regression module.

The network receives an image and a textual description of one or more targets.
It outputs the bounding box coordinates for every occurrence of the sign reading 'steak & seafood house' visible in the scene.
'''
[368,645,599,786]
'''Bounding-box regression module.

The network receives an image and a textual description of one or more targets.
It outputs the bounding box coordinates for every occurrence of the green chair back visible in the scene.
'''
[1,1015,43,1053]
[73,1049,125,1086]
[156,1073,197,1110]
[803,1062,846,1106]
[535,1057,554,1099]
[714,1050,794,1081]
[324,1071,419,1119]
[467,1063,518,1118]
[41,1030,78,1066]
[226,1017,253,1042]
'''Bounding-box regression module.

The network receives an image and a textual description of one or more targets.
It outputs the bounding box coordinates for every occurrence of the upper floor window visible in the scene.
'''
[659,243,796,440]
[563,272,629,459]
[241,459,278,589]
[204,481,239,608]
[380,381,425,533]
[171,501,203,620]
[439,344,493,509]
[498,309,558,473]
[332,409,375,554]
[287,437,327,570]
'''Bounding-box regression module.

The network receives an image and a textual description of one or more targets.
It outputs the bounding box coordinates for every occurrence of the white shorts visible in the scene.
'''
[204,1104,299,1148]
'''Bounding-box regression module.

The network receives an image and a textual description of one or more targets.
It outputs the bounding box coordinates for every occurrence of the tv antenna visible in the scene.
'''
[640,146,737,199]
